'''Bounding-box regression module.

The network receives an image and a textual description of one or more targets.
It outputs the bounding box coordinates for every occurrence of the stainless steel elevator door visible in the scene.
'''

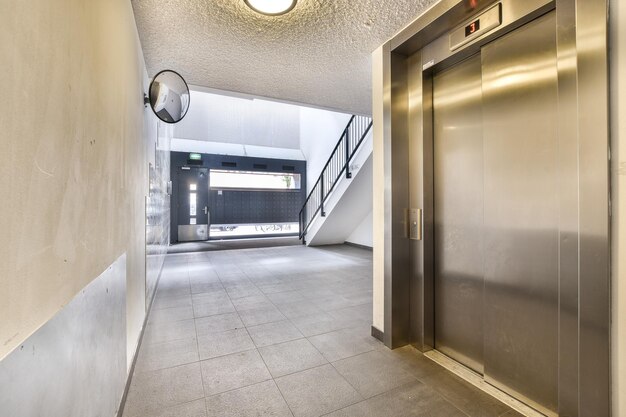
[432,10,559,414]
[481,11,558,413]
[433,54,485,374]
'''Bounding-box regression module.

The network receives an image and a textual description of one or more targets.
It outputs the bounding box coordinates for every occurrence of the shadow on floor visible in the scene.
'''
[168,237,302,254]
[123,244,519,417]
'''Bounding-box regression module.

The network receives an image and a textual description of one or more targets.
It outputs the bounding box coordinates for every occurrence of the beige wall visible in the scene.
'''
[372,46,385,332]
[0,0,151,361]
[610,0,625,414]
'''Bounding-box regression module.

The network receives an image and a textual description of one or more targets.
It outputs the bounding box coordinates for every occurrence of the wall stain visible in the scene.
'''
[3,333,20,347]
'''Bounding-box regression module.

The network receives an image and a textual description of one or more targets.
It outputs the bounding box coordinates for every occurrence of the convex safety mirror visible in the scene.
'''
[148,70,190,124]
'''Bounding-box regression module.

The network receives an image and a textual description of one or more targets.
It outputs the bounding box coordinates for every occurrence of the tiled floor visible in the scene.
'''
[123,244,520,417]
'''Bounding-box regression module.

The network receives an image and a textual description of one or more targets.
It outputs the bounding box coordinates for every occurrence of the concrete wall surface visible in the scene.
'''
[299,107,353,195]
[174,90,302,149]
[346,210,373,248]
[0,0,165,415]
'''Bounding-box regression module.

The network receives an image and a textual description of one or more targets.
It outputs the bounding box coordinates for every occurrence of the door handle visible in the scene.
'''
[204,206,208,215]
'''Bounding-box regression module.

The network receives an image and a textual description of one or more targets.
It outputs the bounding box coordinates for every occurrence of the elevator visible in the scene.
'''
[378,0,610,415]
[433,10,559,412]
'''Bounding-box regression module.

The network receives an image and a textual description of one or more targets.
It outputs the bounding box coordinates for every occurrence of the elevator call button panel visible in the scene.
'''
[409,209,423,241]
[450,4,502,51]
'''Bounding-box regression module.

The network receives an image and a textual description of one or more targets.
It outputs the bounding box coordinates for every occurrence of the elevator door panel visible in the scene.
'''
[481,11,558,412]
[433,54,484,374]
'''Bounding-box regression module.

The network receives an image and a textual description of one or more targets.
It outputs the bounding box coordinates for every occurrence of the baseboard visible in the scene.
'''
[344,241,373,251]
[371,326,384,342]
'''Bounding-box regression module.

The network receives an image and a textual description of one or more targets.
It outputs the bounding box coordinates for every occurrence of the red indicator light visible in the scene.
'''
[465,20,480,37]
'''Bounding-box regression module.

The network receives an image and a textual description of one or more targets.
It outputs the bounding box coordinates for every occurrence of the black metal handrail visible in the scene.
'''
[299,115,373,242]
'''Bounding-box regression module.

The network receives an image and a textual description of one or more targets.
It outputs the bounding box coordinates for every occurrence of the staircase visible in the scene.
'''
[299,115,373,245]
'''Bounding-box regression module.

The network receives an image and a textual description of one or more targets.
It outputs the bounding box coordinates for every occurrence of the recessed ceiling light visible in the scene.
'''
[244,0,297,16]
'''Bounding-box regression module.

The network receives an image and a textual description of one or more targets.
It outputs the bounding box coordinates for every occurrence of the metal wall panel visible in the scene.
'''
[383,51,412,349]
[407,50,435,351]
[481,12,559,413]
[555,0,580,414]
[575,0,611,414]
[433,54,485,374]
[0,255,127,417]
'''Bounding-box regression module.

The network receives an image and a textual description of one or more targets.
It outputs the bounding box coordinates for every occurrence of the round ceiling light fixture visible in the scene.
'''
[244,0,297,16]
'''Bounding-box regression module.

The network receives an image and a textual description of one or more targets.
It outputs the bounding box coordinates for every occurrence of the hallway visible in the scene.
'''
[122,245,518,417]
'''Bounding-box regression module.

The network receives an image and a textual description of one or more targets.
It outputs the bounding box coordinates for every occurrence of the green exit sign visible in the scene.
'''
[189,153,202,161]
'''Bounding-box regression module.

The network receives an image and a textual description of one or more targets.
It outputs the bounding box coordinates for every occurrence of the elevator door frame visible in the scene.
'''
[379,0,610,415]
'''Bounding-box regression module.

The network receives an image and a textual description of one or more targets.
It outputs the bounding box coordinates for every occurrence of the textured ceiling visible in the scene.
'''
[132,0,437,115]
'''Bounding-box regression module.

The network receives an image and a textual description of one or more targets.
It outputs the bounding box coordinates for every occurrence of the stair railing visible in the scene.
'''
[299,114,373,243]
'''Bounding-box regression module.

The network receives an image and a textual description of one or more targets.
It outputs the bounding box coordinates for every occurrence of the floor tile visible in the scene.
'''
[147,399,207,417]
[310,295,354,311]
[190,281,224,294]
[191,284,230,304]
[332,350,417,398]
[195,312,244,336]
[238,305,287,327]
[149,305,195,324]
[125,245,518,417]
[197,328,255,360]
[143,319,197,345]
[266,290,307,305]
[327,304,372,322]
[324,381,466,417]
[153,294,193,310]
[247,320,304,348]
[156,286,192,298]
[124,362,204,416]
[205,380,292,417]
[275,364,362,417]
[258,282,299,294]
[135,337,199,372]
[232,295,275,312]
[200,350,272,396]
[377,346,446,380]
[193,298,236,318]
[308,327,381,362]
[290,312,362,337]
[259,338,328,378]
[225,284,264,299]
[420,369,511,417]
[191,289,229,303]
[277,301,323,319]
